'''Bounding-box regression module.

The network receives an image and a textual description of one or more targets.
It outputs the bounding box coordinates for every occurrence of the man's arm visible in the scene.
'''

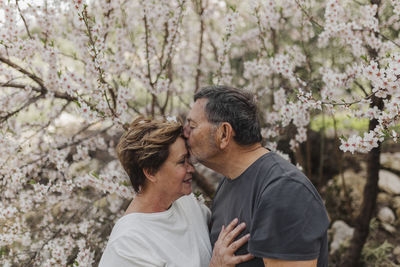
[249,178,329,267]
[263,258,317,267]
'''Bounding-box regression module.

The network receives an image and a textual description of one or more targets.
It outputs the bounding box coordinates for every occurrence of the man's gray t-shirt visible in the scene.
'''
[210,152,329,266]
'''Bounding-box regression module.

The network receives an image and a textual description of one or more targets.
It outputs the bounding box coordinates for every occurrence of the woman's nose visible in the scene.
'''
[186,162,195,173]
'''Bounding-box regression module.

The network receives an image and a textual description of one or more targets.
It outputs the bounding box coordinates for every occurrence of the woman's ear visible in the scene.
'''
[143,168,157,183]
[216,122,233,150]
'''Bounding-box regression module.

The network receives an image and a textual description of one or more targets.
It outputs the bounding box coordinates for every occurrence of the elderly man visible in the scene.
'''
[184,85,329,267]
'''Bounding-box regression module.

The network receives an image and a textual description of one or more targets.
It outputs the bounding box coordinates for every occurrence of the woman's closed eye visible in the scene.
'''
[178,154,191,165]
[177,156,187,164]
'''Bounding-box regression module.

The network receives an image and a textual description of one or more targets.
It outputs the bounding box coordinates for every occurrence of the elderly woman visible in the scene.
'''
[99,117,252,267]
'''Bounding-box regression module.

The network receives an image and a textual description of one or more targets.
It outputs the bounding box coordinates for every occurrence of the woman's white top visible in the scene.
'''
[99,194,212,267]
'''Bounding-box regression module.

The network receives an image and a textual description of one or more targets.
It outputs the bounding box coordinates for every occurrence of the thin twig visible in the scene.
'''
[378,32,400,48]
[354,80,370,97]
[58,51,86,65]
[126,102,142,115]
[71,120,102,141]
[253,6,270,57]
[16,0,33,39]
[294,0,324,30]
[0,93,44,124]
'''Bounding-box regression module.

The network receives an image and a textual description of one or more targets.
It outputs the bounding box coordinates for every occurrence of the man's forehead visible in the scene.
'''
[188,99,207,121]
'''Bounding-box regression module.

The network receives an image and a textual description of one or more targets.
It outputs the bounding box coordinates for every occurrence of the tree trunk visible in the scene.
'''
[341,95,384,267]
[342,1,382,264]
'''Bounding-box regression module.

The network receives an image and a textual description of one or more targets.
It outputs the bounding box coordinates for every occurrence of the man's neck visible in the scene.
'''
[204,144,269,180]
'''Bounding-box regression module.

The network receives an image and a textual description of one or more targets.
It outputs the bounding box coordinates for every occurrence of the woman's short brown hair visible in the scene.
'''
[116,116,183,193]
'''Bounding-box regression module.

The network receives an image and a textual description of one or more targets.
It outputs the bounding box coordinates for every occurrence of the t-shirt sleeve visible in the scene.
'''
[248,178,330,261]
[98,235,166,267]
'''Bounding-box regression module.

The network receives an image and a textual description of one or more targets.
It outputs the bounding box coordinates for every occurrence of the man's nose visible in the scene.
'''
[183,124,190,138]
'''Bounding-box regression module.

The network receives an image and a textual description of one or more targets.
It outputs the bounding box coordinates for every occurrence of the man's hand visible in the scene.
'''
[209,218,254,267]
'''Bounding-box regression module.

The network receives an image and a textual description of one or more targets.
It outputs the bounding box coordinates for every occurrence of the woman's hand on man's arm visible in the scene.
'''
[209,218,254,267]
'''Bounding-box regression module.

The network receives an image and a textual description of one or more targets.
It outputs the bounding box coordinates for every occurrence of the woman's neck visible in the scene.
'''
[124,188,174,215]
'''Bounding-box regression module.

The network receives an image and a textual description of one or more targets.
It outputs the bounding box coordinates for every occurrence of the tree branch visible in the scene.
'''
[194,0,205,93]
[1,82,75,102]
[143,13,158,116]
[81,6,117,116]
[0,56,46,91]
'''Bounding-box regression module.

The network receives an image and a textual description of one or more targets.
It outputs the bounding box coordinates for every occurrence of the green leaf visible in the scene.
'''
[29,179,36,184]
[0,247,7,256]
[91,172,100,179]
[121,180,130,186]
[360,55,368,63]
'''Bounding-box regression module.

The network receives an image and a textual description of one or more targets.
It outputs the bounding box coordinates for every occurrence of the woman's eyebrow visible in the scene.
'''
[177,153,187,160]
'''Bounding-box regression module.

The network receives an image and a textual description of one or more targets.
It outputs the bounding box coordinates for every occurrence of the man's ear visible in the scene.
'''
[216,122,234,149]
[143,168,157,183]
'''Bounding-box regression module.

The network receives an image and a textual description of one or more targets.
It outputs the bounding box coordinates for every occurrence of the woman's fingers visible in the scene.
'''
[229,233,250,252]
[216,224,225,241]
[210,219,253,267]
[224,222,246,246]
[219,218,239,241]
[224,218,239,234]
[231,253,254,265]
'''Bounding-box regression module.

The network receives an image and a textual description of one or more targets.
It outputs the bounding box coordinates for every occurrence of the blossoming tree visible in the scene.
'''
[0,0,399,266]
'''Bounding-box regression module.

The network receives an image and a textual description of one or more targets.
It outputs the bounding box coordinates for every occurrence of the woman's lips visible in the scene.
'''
[183,177,192,183]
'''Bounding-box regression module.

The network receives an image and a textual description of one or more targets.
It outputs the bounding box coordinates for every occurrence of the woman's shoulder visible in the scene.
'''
[175,193,204,208]
[176,193,210,222]
[106,213,150,243]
